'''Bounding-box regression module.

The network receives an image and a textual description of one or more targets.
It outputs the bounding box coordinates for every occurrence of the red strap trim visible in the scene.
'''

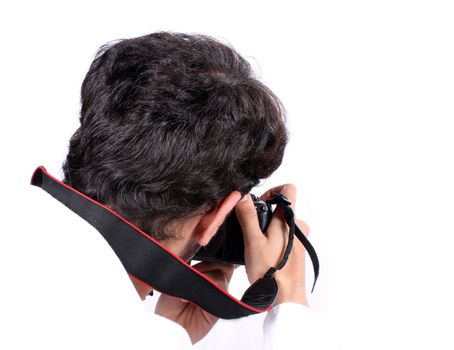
[31,165,272,314]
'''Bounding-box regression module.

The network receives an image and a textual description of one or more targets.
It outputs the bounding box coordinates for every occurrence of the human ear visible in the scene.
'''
[196,191,242,247]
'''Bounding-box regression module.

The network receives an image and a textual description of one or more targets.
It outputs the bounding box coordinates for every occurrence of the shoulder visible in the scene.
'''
[264,303,339,350]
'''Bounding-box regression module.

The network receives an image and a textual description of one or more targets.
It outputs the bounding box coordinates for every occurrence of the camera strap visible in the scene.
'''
[31,166,318,319]
[262,193,319,293]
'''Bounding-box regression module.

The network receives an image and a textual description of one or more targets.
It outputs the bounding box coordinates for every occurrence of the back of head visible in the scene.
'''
[63,32,288,241]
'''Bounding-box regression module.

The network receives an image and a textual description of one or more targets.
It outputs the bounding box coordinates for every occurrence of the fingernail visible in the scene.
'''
[239,195,248,202]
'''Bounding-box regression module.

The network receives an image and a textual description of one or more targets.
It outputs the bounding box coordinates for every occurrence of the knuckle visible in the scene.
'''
[284,183,297,194]
[279,183,297,203]
[296,219,310,236]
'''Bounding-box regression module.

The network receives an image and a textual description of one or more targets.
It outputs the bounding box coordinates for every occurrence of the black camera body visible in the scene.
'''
[193,195,272,264]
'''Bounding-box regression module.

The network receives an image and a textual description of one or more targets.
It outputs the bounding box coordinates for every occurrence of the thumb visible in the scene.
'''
[234,195,263,245]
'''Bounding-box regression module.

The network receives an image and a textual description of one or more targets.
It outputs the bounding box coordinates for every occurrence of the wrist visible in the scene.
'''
[274,281,308,306]
[274,293,308,306]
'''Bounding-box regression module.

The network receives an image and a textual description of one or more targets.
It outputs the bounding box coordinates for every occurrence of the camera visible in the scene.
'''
[193,194,273,264]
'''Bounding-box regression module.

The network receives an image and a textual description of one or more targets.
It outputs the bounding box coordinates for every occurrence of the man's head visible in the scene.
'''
[63,32,287,259]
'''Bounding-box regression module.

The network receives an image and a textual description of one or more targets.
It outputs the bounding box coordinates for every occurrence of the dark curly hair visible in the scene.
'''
[63,32,288,241]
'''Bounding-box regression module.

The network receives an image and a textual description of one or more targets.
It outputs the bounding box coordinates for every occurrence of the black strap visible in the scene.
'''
[30,166,319,318]
[263,193,320,292]
[295,225,320,292]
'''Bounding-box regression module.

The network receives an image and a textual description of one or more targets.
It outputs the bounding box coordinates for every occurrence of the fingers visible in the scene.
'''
[191,261,235,284]
[260,183,297,211]
[261,184,297,244]
[234,194,264,246]
[191,261,234,274]
[235,184,304,250]
[265,209,289,247]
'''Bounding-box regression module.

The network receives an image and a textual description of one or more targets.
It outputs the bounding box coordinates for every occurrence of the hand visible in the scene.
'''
[235,184,310,306]
[154,261,234,344]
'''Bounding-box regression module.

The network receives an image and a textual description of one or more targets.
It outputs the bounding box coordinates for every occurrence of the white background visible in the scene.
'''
[1,1,453,349]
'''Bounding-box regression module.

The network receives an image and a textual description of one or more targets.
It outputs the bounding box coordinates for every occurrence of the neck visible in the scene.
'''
[128,237,195,300]
[127,214,204,300]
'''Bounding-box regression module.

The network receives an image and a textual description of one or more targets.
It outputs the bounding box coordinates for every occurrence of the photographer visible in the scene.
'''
[30,32,335,349]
